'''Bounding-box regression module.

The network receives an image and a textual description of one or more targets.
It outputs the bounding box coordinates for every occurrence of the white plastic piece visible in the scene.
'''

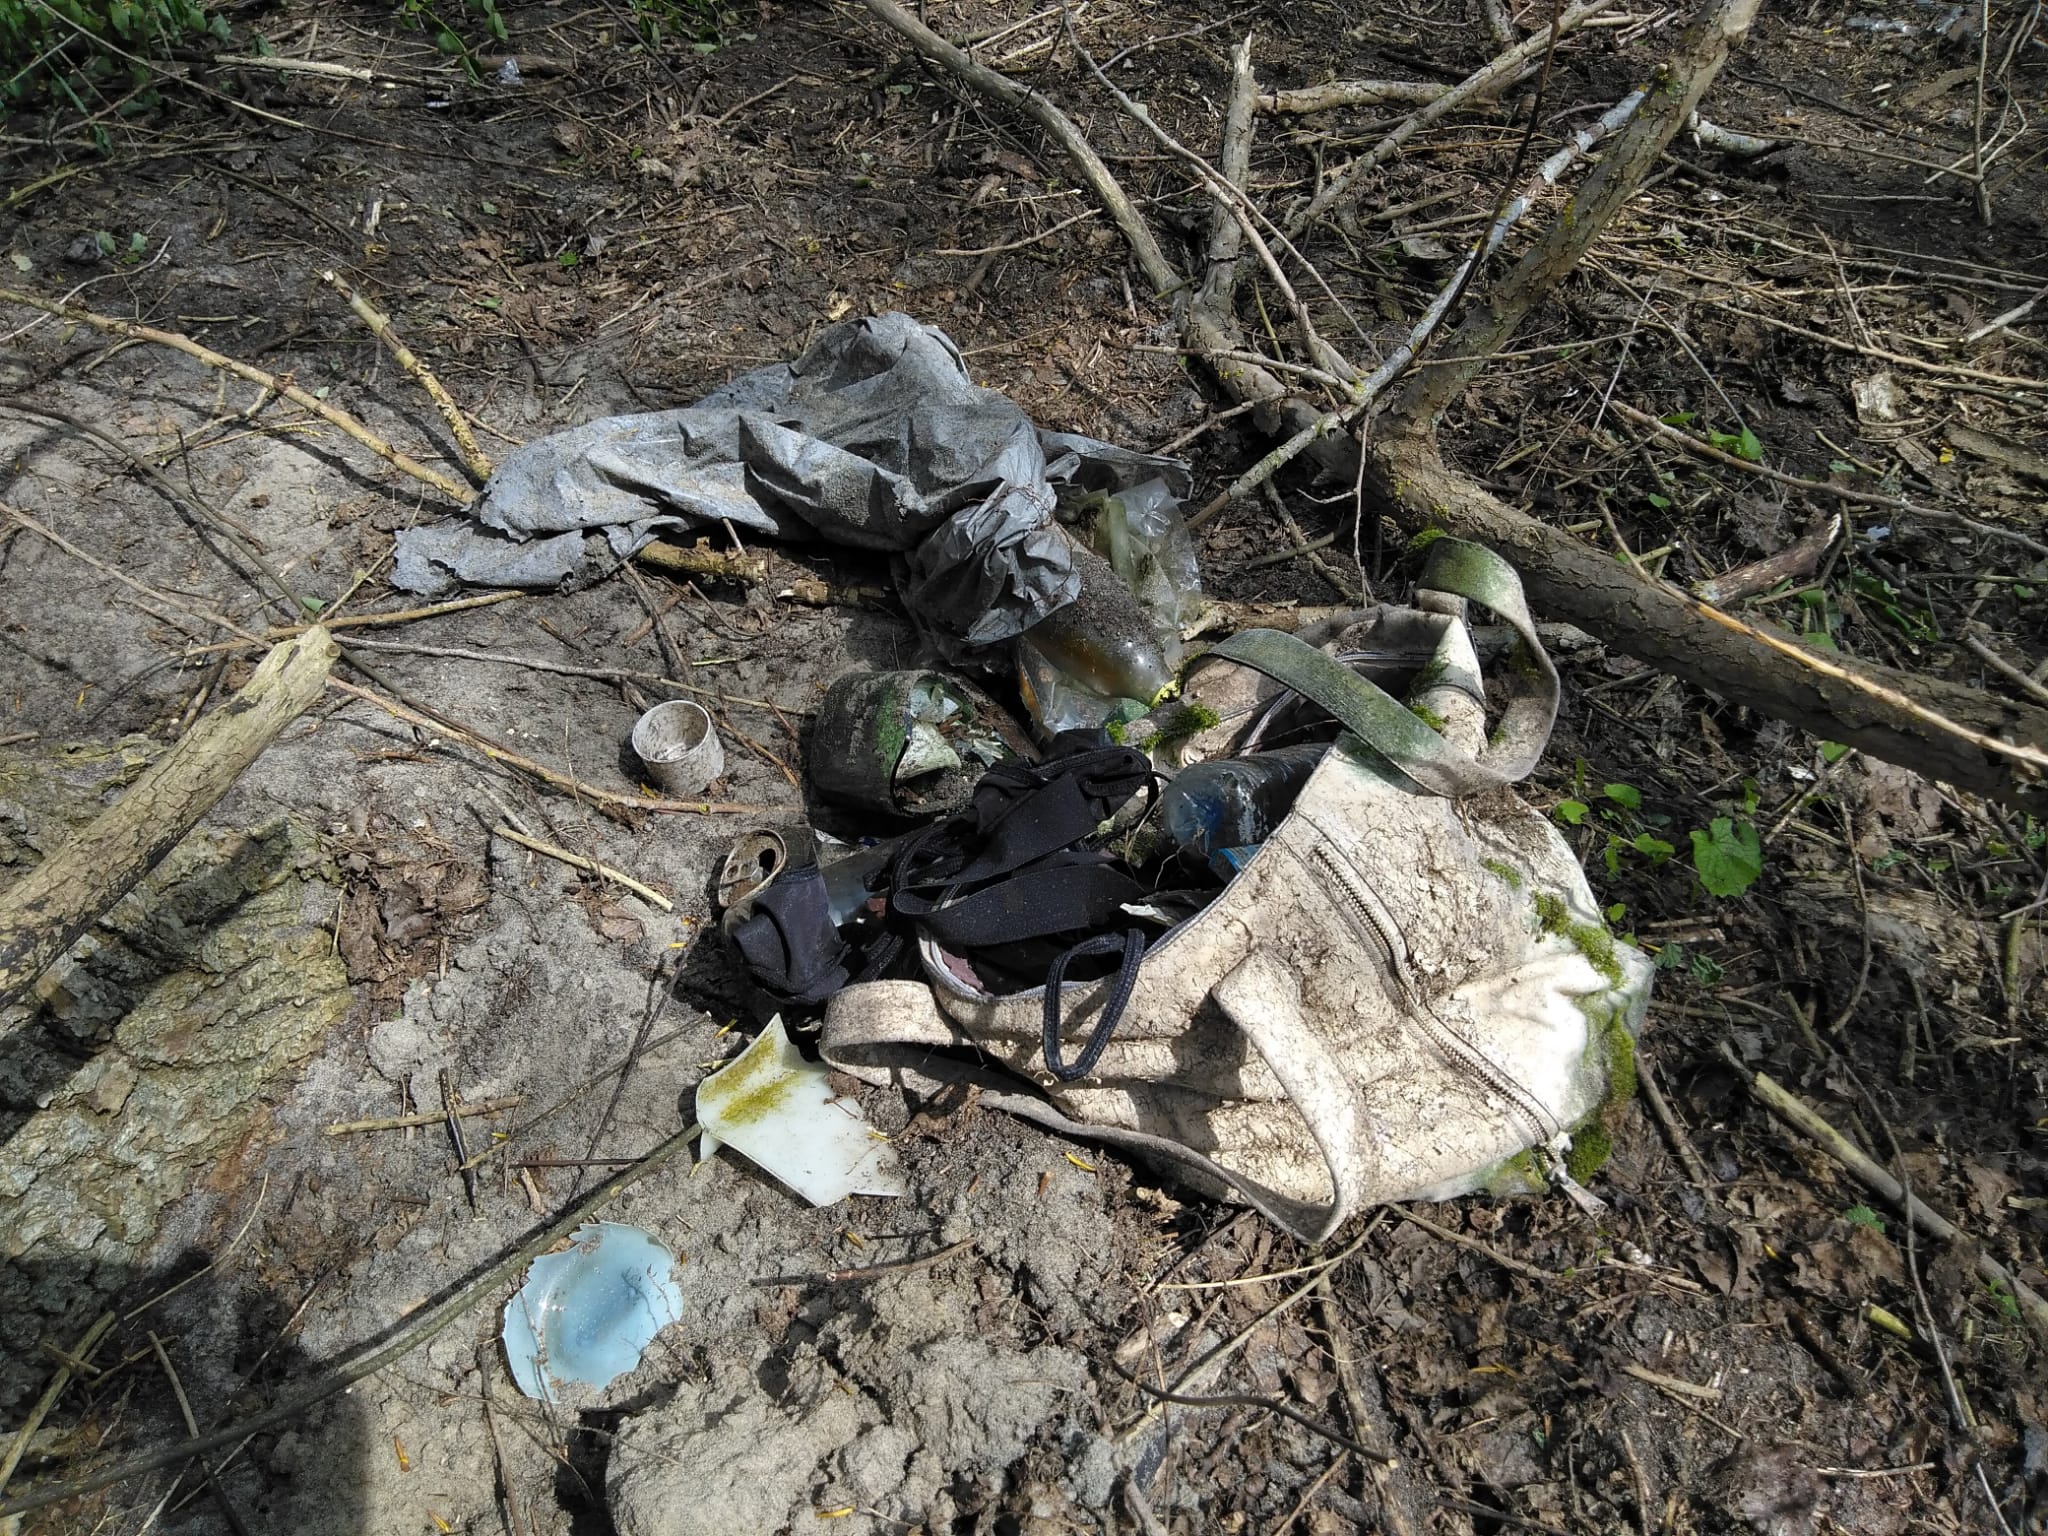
[501,1221,683,1402]
[897,721,962,779]
[695,1015,905,1206]
[631,700,724,795]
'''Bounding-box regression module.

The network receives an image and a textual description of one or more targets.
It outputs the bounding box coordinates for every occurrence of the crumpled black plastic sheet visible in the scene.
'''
[392,312,1188,649]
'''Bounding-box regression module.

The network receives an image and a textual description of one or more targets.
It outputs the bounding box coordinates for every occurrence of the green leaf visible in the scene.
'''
[1554,799,1589,826]
[1603,782,1642,811]
[480,200,498,215]
[1690,817,1763,898]
[1604,902,1627,923]
[1820,740,1849,763]
[435,27,463,52]
[1645,492,1671,510]
[1845,1204,1886,1232]
[1660,410,1695,427]
[558,249,579,267]
[2015,584,2036,599]
[1632,832,1675,863]
[1736,426,1762,462]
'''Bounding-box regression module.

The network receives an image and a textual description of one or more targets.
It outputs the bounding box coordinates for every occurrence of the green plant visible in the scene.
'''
[1845,1204,1886,1233]
[1552,778,1676,877]
[1691,816,1762,897]
[1851,569,1939,645]
[628,0,750,53]
[394,0,505,76]
[1707,424,1763,462]
[1986,1278,2022,1323]
[3,0,227,114]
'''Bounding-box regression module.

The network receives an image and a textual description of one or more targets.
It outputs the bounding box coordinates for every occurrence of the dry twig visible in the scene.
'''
[0,287,475,504]
[320,269,493,483]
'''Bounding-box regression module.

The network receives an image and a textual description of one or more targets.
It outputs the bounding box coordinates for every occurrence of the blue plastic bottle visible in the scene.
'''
[1158,745,1325,877]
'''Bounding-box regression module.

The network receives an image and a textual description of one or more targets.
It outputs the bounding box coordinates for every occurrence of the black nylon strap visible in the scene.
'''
[1042,929,1146,1081]
[915,859,1147,949]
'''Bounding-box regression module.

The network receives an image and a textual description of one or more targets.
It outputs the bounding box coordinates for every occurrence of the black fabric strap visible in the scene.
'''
[730,733,1160,1076]
[1042,929,1146,1081]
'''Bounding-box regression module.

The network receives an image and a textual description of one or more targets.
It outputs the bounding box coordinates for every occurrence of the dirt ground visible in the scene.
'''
[2,0,2045,1532]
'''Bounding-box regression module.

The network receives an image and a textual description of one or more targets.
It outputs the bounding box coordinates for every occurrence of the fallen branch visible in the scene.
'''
[854,0,1177,296]
[1294,0,1621,232]
[1735,1060,2048,1345]
[325,677,776,819]
[1373,439,2048,807]
[1691,514,1841,606]
[322,1096,523,1136]
[1351,85,1647,425]
[492,823,674,911]
[0,287,475,505]
[0,1313,114,1501]
[320,269,493,484]
[1259,79,1448,114]
[0,628,337,1015]
[635,538,772,585]
[1382,0,1761,427]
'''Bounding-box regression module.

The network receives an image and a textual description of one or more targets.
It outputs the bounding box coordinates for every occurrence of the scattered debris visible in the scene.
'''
[694,1015,906,1206]
[631,700,725,797]
[500,1221,685,1402]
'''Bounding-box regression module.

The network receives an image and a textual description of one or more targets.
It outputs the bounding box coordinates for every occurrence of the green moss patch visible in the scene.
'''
[1533,890,1624,988]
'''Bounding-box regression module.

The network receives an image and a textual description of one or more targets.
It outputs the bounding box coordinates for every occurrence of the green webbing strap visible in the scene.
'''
[1206,539,1558,797]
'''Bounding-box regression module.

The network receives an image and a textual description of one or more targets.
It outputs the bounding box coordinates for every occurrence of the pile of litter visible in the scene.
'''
[461,317,1650,1399]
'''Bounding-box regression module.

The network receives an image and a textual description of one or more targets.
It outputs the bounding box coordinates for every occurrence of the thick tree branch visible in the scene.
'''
[1371,444,2048,807]
[1382,0,1764,428]
[851,0,2048,811]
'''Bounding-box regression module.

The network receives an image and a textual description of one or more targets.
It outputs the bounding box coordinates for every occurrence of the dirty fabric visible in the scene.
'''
[391,312,1189,648]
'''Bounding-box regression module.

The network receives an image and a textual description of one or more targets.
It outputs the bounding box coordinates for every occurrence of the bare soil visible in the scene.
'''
[1,1,2044,1533]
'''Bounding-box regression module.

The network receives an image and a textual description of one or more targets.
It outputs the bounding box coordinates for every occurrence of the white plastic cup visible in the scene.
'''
[632,701,723,796]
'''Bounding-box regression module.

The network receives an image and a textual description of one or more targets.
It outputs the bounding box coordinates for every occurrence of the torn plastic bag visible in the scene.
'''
[391,312,1189,650]
[817,539,1653,1242]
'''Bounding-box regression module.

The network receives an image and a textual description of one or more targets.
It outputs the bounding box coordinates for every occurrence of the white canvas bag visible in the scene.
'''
[822,541,1652,1240]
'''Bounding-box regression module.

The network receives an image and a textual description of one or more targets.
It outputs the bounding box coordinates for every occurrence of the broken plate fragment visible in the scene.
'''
[501,1221,683,1402]
[695,1015,906,1206]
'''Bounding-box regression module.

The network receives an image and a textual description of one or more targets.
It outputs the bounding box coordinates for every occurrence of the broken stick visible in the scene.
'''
[1739,1061,2048,1346]
[320,269,494,484]
[0,286,474,506]
[0,627,339,1016]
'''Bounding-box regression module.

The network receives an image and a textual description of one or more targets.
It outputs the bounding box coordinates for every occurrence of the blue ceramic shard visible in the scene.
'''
[501,1221,683,1402]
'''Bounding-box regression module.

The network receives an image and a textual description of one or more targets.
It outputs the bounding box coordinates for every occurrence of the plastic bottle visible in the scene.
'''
[1158,745,1326,877]
[1018,541,1176,709]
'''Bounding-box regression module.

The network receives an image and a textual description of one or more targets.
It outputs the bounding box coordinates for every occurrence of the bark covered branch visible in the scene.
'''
[0,628,338,1015]
[851,0,2048,812]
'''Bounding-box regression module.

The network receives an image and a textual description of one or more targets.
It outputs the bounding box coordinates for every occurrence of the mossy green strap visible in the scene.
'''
[1207,539,1557,796]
